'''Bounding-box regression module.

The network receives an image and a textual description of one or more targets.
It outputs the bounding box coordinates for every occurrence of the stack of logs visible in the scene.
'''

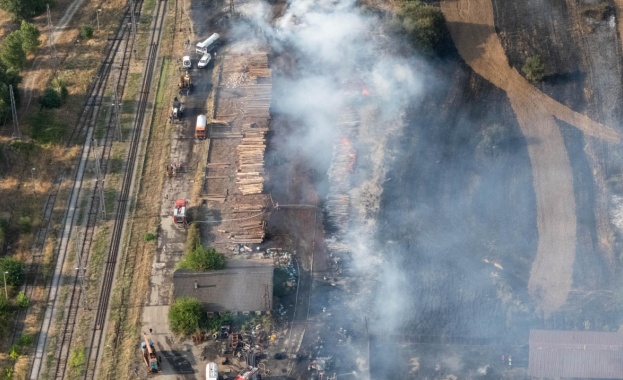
[235,51,271,195]
[237,125,267,195]
[228,203,266,244]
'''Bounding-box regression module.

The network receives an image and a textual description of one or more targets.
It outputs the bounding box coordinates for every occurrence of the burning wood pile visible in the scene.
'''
[326,105,359,238]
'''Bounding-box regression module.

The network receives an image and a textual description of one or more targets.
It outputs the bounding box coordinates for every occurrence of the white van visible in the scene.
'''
[196,33,220,54]
[182,56,191,69]
[206,362,218,380]
[198,53,211,68]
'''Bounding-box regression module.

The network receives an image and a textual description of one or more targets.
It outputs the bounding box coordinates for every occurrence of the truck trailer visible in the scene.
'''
[141,334,160,373]
[196,33,220,54]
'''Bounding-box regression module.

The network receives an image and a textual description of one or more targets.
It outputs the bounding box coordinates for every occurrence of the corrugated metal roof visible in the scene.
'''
[173,259,273,313]
[529,329,623,379]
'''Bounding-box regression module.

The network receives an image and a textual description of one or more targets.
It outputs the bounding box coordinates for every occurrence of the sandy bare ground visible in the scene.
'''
[440,0,620,314]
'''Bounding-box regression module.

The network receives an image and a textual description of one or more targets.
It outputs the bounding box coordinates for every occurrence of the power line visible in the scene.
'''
[9,85,20,140]
[46,4,57,60]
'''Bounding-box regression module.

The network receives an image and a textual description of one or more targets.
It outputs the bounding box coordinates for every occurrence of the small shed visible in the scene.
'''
[529,329,623,379]
[173,259,273,314]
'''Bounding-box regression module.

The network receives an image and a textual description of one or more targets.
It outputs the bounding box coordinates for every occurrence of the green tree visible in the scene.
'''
[0,0,47,20]
[0,31,26,69]
[178,246,226,271]
[39,88,62,108]
[19,21,41,54]
[397,1,448,54]
[168,297,205,336]
[0,257,25,286]
[522,55,546,84]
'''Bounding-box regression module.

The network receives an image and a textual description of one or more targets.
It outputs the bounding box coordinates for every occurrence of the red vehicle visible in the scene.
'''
[173,199,187,224]
[235,366,259,380]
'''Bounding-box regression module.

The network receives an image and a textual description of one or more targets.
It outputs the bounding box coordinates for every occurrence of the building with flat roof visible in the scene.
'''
[529,329,623,379]
[173,259,273,314]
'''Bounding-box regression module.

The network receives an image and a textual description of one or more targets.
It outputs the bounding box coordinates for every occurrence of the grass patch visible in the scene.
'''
[29,110,67,144]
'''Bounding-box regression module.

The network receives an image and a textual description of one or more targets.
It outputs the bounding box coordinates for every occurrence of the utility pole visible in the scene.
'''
[92,139,107,219]
[113,87,123,142]
[2,272,7,300]
[9,85,19,140]
[96,9,102,32]
[46,4,57,59]
[76,266,89,310]
[130,0,137,47]
[31,167,36,193]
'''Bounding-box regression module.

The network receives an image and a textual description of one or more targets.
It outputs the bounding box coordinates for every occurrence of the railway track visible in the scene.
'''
[52,11,140,380]
[28,1,145,379]
[83,1,168,378]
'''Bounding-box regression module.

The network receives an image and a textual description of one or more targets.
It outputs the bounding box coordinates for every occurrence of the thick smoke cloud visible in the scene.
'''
[234,0,430,374]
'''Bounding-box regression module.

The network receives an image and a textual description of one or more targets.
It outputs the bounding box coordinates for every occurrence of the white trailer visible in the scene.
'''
[196,33,220,54]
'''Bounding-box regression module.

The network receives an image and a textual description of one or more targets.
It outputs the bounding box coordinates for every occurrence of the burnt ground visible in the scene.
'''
[371,59,538,377]
[368,0,623,378]
[493,0,623,321]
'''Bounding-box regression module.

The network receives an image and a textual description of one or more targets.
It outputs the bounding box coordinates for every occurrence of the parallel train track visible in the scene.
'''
[83,1,168,378]
[26,0,151,378]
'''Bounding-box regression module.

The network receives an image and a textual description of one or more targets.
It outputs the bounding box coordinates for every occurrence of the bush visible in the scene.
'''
[18,216,31,233]
[17,333,32,347]
[522,55,545,84]
[397,1,448,54]
[168,297,205,336]
[0,257,24,286]
[178,246,226,271]
[39,88,62,109]
[79,25,94,40]
[9,345,18,360]
[16,291,30,308]
[144,232,156,242]
[185,223,201,254]
[69,347,85,368]
[51,77,69,101]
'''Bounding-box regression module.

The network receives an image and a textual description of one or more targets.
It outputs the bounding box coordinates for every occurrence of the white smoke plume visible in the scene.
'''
[234,0,430,373]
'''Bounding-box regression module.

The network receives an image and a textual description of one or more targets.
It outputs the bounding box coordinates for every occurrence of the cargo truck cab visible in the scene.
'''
[173,199,187,224]
[195,114,207,140]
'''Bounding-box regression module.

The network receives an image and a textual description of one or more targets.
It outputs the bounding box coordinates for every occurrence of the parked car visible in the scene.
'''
[182,56,191,68]
[198,53,211,68]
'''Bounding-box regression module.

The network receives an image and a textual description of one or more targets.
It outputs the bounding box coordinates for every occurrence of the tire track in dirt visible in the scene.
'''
[440,0,620,314]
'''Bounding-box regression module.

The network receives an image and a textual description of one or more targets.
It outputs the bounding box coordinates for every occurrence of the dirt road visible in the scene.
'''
[440,0,620,314]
